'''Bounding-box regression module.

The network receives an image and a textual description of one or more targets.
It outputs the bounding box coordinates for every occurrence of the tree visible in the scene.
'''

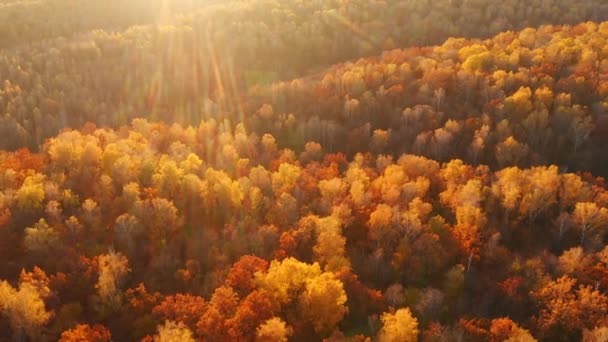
[378,307,419,342]
[297,272,348,336]
[226,255,269,296]
[313,216,350,273]
[227,289,279,340]
[15,172,46,211]
[153,321,195,342]
[59,324,112,342]
[24,218,59,255]
[559,174,592,210]
[568,110,595,153]
[256,317,293,342]
[152,294,206,330]
[493,167,523,219]
[368,204,395,245]
[132,197,182,249]
[255,258,348,335]
[152,159,184,199]
[0,278,52,339]
[18,267,51,300]
[558,247,593,278]
[572,202,608,245]
[95,251,130,316]
[255,258,323,305]
[452,205,486,271]
[531,276,608,339]
[489,318,536,342]
[495,136,529,168]
[522,109,551,151]
[504,87,534,122]
[469,124,490,163]
[519,166,560,224]
[583,326,608,342]
[384,284,405,308]
[271,163,302,196]
[414,288,444,323]
[113,214,142,257]
[196,285,239,340]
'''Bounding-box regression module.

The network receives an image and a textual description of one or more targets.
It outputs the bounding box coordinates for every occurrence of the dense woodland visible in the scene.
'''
[0,0,608,341]
[2,0,608,150]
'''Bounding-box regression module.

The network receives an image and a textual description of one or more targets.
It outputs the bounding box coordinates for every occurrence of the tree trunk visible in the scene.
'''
[466,252,473,274]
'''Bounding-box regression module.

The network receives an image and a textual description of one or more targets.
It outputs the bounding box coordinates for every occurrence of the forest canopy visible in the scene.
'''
[0,0,608,341]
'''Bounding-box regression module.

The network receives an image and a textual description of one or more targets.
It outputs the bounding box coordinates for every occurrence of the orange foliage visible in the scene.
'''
[225,255,269,296]
[152,294,207,330]
[59,324,112,342]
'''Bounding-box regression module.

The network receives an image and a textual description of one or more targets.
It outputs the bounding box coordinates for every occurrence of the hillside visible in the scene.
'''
[1,0,608,150]
[247,22,608,175]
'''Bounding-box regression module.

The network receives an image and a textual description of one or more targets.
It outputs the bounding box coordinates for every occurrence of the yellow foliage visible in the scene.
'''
[256,317,292,342]
[154,320,195,342]
[255,258,323,304]
[298,272,348,336]
[16,172,46,210]
[378,307,419,342]
[24,219,58,254]
[0,280,51,338]
[271,163,302,195]
[462,51,493,71]
[458,44,489,62]
[96,251,130,314]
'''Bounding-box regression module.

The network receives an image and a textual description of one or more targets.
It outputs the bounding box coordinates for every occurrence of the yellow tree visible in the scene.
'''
[255,317,293,342]
[15,172,45,211]
[255,258,323,305]
[492,167,523,224]
[368,204,394,246]
[313,216,350,273]
[504,87,534,122]
[298,272,348,336]
[271,163,302,196]
[378,307,419,342]
[24,218,59,255]
[572,202,608,245]
[153,321,195,342]
[95,251,130,317]
[0,278,52,339]
[255,258,348,336]
[559,174,591,210]
[519,166,560,224]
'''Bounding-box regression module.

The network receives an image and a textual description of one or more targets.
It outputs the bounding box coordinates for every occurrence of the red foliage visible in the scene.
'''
[225,255,269,296]
[125,284,161,315]
[152,293,207,330]
[458,318,490,340]
[489,318,519,342]
[59,324,112,342]
[497,276,524,298]
[226,289,279,340]
[196,306,228,341]
[0,148,46,184]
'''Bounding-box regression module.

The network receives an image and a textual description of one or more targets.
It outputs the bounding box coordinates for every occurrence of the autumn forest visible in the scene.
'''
[1,0,608,341]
